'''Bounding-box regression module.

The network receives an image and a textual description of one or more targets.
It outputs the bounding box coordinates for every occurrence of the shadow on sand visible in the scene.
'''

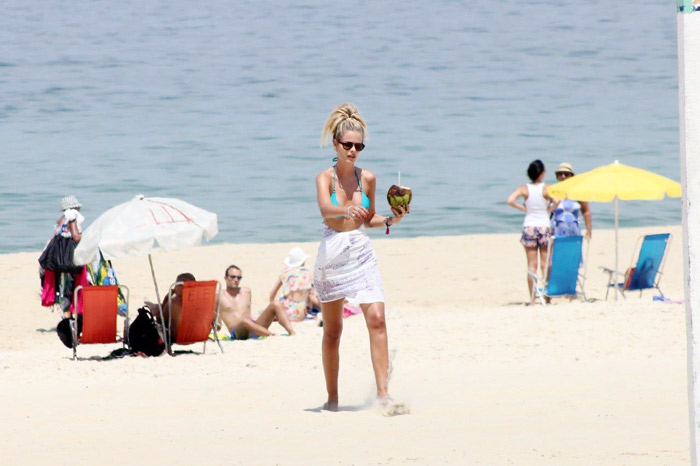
[304,403,370,413]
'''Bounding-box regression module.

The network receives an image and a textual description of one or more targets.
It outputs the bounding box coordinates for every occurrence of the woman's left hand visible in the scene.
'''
[390,205,409,224]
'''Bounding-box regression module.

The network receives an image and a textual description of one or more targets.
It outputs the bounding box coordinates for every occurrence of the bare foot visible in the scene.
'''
[322,399,338,412]
[378,397,410,417]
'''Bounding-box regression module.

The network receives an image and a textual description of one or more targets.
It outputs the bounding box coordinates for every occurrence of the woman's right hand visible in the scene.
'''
[348,205,369,220]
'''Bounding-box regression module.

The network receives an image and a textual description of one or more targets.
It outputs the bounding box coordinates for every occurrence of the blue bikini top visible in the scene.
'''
[330,166,370,209]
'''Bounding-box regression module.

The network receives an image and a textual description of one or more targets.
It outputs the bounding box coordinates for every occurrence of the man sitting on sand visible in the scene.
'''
[145,272,195,344]
[218,265,296,339]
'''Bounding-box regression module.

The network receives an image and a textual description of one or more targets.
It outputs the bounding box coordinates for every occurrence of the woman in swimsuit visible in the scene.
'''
[314,103,409,414]
[269,247,319,322]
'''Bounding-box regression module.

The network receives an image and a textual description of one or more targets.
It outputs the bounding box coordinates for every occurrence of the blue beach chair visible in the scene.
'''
[529,235,585,305]
[602,233,672,300]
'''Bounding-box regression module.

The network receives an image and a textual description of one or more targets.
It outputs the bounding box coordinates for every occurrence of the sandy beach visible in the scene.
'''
[0,225,689,465]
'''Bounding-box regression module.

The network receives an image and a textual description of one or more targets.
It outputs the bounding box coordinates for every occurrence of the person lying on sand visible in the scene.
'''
[217,265,296,339]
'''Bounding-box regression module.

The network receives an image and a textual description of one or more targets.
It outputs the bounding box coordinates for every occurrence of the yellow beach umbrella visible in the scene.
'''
[548,160,681,201]
[548,160,681,299]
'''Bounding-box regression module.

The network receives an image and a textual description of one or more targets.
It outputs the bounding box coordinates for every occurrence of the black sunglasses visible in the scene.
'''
[226,274,242,280]
[337,140,365,152]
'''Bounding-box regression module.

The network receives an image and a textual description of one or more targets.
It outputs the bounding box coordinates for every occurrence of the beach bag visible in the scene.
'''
[129,307,165,356]
[38,235,82,274]
[57,316,82,349]
[624,267,636,290]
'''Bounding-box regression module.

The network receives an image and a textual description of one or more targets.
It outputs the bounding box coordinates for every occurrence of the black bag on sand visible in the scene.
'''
[128,307,165,357]
[57,316,82,349]
[39,235,82,274]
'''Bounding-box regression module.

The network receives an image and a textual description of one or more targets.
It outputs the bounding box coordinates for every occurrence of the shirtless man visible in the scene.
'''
[145,272,195,344]
[218,265,296,339]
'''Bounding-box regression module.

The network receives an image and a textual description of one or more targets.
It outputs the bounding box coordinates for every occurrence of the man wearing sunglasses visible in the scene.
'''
[217,265,296,339]
[552,162,593,239]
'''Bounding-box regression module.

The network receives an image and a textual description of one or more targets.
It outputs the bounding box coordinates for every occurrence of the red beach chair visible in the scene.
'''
[163,280,223,355]
[71,285,130,360]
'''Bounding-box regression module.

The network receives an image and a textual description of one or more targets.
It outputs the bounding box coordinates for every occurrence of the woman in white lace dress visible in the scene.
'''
[314,103,409,414]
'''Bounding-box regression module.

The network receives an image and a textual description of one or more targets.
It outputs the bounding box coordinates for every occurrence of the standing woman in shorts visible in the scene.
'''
[314,103,409,414]
[506,160,556,304]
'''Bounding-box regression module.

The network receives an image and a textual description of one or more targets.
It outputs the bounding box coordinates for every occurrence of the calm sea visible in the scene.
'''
[1,0,682,254]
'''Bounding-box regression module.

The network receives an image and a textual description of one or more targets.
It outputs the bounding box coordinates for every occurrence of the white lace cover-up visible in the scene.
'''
[314,225,385,304]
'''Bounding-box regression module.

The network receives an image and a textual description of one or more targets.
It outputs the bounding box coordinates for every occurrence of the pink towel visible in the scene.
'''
[68,267,90,315]
[343,303,362,318]
[41,270,56,307]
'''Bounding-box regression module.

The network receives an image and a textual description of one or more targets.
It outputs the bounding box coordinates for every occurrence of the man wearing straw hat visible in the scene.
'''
[552,162,593,239]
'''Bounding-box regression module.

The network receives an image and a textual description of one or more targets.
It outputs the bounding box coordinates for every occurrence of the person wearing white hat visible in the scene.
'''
[56,195,84,242]
[269,247,320,323]
[39,195,87,316]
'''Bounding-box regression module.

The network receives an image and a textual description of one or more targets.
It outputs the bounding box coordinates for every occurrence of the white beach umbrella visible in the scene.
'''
[74,194,218,303]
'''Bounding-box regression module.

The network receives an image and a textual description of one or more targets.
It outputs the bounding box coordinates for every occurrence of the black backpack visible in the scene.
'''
[57,316,82,349]
[129,307,165,356]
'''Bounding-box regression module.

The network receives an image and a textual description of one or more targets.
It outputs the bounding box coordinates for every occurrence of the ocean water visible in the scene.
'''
[1,0,682,254]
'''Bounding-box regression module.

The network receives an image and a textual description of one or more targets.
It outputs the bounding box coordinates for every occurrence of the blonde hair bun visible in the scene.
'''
[320,103,368,147]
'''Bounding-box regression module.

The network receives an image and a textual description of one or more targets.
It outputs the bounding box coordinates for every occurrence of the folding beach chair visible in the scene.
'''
[70,285,130,360]
[602,233,672,300]
[162,280,223,355]
[529,235,586,305]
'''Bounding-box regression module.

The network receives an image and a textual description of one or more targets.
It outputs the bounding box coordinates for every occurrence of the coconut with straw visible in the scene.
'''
[387,171,412,209]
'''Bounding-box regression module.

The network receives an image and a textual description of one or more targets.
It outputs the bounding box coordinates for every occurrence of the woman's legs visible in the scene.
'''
[360,301,390,399]
[525,246,539,304]
[256,301,296,335]
[321,298,345,411]
[539,243,551,280]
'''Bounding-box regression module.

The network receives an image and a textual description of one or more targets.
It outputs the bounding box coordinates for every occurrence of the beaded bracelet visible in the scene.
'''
[384,217,392,235]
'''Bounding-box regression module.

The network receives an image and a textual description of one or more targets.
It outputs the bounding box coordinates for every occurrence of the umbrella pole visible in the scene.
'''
[148,254,169,354]
[614,196,619,301]
[148,254,162,304]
